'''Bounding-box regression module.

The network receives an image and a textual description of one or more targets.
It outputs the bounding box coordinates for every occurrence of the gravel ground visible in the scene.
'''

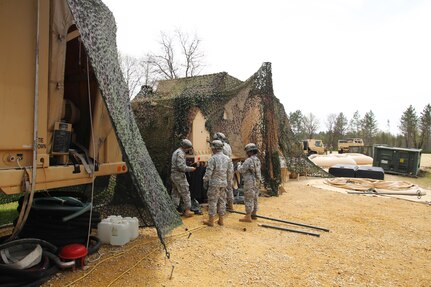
[44,160,431,287]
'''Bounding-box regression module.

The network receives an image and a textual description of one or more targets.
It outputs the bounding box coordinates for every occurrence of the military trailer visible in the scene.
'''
[0,0,128,195]
[338,138,364,154]
[302,139,326,155]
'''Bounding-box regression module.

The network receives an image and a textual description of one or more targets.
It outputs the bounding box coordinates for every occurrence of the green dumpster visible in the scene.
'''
[373,146,422,176]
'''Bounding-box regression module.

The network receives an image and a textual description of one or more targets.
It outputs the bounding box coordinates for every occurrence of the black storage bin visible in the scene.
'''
[356,166,385,180]
[329,164,358,178]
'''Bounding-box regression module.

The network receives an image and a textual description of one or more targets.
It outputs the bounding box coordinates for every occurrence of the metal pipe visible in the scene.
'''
[85,56,96,251]
[347,191,424,196]
[258,224,320,237]
[44,251,76,269]
[229,210,330,232]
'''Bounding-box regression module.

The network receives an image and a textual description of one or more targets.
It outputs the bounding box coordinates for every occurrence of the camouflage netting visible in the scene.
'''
[65,0,182,241]
[132,62,328,195]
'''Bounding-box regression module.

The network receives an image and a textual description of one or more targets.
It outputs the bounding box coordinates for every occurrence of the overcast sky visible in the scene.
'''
[103,0,431,135]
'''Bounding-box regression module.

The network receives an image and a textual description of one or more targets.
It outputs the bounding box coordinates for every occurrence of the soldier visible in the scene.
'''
[237,143,261,222]
[202,140,234,227]
[213,132,234,210]
[171,139,196,217]
[213,132,232,158]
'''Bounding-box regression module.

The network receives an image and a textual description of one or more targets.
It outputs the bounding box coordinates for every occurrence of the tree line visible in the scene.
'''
[288,104,431,152]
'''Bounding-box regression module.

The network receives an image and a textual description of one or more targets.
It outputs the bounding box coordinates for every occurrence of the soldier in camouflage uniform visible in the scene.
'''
[202,140,234,227]
[213,132,234,210]
[171,139,196,217]
[237,143,261,222]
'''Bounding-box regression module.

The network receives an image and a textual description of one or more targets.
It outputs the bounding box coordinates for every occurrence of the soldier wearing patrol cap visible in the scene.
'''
[170,139,196,217]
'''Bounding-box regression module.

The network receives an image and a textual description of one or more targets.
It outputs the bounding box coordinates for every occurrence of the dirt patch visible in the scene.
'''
[44,176,431,287]
[420,153,431,168]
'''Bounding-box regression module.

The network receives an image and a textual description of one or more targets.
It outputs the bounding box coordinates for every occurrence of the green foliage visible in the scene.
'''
[288,110,304,140]
[374,131,398,147]
[173,92,226,139]
[348,110,362,136]
[0,194,20,205]
[0,202,18,225]
[276,104,328,178]
[361,110,378,145]
[302,104,430,151]
[419,104,431,151]
[334,112,348,139]
[269,151,281,196]
[399,105,419,148]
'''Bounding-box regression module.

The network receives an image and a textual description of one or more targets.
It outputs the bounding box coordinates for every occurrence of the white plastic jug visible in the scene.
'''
[97,219,112,244]
[124,217,139,240]
[108,215,122,222]
[110,221,130,246]
[130,217,139,240]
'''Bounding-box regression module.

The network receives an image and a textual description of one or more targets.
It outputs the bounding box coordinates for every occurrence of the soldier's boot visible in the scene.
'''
[226,202,234,211]
[239,213,252,223]
[251,211,258,220]
[183,209,194,218]
[217,215,224,226]
[203,215,215,227]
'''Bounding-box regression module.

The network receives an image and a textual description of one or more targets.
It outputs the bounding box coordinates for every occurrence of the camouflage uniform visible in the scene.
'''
[222,142,232,158]
[203,151,234,216]
[170,148,194,209]
[222,142,234,206]
[238,155,262,214]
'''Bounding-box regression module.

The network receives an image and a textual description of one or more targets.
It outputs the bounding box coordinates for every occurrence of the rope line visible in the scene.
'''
[65,226,206,287]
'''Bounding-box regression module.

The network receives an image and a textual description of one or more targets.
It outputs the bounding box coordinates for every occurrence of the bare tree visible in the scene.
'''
[177,30,204,77]
[149,32,178,80]
[119,30,205,98]
[119,53,157,99]
[140,53,157,87]
[303,113,319,139]
[119,53,144,98]
[149,30,204,80]
[325,113,337,148]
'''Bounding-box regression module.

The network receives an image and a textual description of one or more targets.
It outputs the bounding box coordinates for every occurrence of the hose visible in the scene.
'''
[62,203,92,222]
[15,195,101,247]
[0,238,57,253]
[87,235,101,256]
[0,254,49,280]
[44,251,75,269]
[0,236,100,285]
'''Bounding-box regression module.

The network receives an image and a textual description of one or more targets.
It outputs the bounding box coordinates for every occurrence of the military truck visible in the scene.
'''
[338,138,364,154]
[302,139,326,155]
[0,0,128,195]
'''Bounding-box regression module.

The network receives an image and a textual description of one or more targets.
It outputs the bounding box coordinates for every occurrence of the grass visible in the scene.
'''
[0,202,18,226]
